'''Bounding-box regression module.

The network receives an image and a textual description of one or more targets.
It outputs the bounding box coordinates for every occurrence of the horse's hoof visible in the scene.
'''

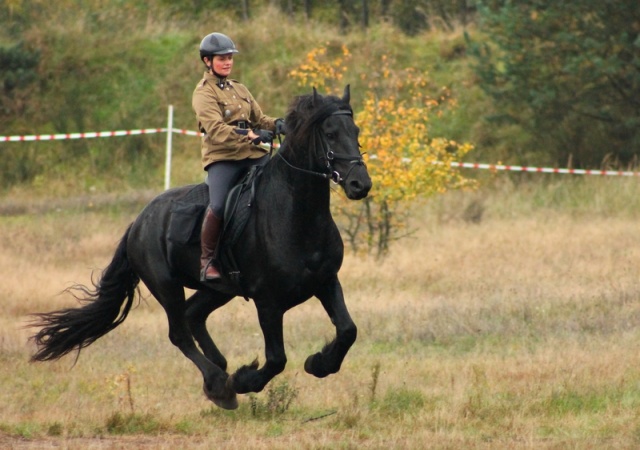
[305,353,331,378]
[213,395,239,410]
[226,360,260,394]
[226,372,243,394]
[304,354,316,375]
[203,383,238,410]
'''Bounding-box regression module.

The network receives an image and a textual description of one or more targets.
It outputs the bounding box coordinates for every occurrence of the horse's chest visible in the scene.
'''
[240,218,343,300]
[283,247,339,281]
[297,228,342,268]
[301,250,336,273]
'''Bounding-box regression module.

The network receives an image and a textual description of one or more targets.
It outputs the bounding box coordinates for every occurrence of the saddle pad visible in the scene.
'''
[179,183,209,206]
[167,184,208,245]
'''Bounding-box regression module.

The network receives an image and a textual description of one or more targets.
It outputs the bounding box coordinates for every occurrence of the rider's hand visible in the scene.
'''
[275,118,286,135]
[250,128,274,145]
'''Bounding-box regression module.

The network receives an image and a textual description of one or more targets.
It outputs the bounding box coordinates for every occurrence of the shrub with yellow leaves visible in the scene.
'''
[288,43,351,93]
[289,45,474,257]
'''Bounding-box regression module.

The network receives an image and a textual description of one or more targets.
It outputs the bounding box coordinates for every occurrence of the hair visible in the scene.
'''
[284,90,352,146]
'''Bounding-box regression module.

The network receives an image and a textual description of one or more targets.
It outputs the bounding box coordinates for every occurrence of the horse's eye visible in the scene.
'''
[326,133,334,140]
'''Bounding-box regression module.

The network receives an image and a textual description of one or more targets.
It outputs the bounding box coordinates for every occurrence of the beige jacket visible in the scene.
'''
[192,71,277,170]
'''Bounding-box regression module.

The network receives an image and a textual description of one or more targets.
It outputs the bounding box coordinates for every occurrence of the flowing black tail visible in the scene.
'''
[30,224,140,362]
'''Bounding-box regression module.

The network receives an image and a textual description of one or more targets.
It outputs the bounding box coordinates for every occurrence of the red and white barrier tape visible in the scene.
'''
[369,155,640,177]
[2,128,637,177]
[0,128,167,142]
[169,128,200,137]
[449,161,640,177]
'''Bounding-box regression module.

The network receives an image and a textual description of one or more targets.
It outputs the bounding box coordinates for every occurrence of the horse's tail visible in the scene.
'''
[30,224,140,362]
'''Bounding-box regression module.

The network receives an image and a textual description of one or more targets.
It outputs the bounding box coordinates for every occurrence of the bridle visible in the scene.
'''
[276,110,365,184]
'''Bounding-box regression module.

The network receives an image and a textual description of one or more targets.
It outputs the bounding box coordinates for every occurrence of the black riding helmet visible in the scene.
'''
[199,32,239,61]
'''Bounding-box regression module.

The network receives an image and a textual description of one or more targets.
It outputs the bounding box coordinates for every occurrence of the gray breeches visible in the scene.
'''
[206,155,269,218]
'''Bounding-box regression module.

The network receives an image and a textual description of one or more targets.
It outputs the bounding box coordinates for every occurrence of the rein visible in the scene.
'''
[276,110,365,184]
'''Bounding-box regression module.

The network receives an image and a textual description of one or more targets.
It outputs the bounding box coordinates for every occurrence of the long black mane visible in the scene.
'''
[284,90,353,150]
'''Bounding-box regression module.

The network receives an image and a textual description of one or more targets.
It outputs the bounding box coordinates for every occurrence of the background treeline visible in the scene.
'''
[0,0,638,193]
[159,0,475,34]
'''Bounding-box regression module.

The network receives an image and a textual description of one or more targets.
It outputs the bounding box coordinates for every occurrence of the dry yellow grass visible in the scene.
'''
[1,183,640,448]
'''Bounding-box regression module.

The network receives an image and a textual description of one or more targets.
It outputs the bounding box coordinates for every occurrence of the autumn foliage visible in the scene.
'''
[290,44,474,256]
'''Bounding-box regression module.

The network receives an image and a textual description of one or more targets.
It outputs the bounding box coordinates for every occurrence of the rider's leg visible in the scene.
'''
[200,156,269,281]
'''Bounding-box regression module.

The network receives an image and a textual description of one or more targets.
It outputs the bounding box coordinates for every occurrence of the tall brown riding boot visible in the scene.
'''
[200,208,223,281]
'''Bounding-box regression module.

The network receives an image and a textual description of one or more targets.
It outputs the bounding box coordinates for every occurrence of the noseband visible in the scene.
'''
[277,109,365,183]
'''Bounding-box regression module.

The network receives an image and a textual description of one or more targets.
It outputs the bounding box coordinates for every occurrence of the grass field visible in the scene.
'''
[1,177,640,449]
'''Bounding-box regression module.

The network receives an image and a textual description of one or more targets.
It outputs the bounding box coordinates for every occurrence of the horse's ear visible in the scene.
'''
[342,84,351,105]
[312,87,319,106]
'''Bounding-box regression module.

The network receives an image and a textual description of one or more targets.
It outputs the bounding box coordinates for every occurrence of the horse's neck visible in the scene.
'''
[260,156,332,221]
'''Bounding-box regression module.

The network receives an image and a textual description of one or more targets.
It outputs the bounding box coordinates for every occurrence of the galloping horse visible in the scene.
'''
[30,86,372,410]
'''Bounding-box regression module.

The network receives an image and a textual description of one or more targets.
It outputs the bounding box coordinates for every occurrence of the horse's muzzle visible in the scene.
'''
[344,174,372,200]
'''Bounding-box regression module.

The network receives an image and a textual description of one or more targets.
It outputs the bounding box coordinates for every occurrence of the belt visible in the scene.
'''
[232,120,251,129]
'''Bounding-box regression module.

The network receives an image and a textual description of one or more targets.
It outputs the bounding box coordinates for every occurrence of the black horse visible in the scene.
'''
[30,86,372,410]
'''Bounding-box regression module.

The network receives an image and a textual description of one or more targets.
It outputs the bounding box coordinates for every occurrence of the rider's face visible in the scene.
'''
[209,54,234,78]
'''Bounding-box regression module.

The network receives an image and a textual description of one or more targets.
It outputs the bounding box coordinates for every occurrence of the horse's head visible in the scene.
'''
[283,85,372,200]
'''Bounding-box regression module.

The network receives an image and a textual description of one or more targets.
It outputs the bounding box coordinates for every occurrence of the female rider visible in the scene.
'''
[193,32,284,281]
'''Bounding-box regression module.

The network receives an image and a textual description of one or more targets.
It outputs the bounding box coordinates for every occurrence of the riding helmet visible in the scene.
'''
[199,33,239,60]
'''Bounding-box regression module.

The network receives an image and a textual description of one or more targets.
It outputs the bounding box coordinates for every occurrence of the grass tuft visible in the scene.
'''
[249,379,299,418]
[104,412,165,435]
[376,387,427,417]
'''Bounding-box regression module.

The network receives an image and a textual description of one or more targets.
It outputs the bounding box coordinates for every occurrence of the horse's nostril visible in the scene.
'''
[347,179,371,199]
[351,178,372,190]
[349,180,363,191]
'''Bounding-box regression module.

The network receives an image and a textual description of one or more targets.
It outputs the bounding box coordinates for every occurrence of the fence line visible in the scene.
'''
[0,128,167,142]
[448,162,640,177]
[3,106,639,189]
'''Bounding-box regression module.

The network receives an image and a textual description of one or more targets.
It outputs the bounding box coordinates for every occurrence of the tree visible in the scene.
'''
[0,42,39,119]
[468,0,640,168]
[289,44,474,256]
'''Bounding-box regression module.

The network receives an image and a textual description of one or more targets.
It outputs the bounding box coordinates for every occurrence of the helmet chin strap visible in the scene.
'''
[204,58,227,88]
[213,71,227,88]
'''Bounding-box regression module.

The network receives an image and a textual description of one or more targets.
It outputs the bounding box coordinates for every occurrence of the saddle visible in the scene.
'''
[166,165,263,285]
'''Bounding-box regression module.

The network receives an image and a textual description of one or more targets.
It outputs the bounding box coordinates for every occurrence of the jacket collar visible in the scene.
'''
[203,71,232,89]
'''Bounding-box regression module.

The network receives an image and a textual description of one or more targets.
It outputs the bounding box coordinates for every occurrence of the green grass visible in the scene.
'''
[105,412,167,435]
[3,177,640,447]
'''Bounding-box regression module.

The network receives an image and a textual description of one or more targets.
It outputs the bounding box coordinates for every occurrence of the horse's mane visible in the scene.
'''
[284,91,352,147]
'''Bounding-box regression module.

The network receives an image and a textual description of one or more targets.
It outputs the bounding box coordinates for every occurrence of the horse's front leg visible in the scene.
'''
[304,276,357,378]
[228,304,287,394]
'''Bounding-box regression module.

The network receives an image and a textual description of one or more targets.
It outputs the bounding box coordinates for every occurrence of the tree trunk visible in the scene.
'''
[241,0,250,21]
[381,0,391,17]
[459,0,467,26]
[338,0,348,34]
[305,0,312,19]
[362,0,369,28]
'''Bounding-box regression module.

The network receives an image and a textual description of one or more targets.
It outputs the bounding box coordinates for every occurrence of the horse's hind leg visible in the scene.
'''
[185,290,233,371]
[148,282,238,410]
[304,277,357,378]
